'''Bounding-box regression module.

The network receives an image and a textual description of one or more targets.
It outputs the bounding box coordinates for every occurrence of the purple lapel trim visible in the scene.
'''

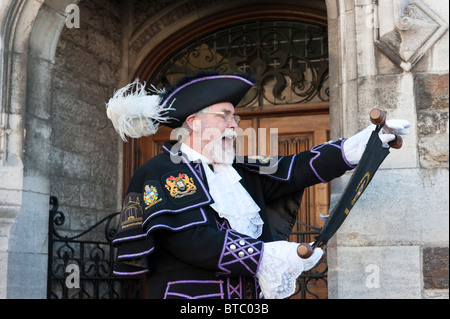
[141,145,213,228]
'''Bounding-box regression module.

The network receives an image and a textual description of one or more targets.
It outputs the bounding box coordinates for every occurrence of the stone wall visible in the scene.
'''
[423,247,449,298]
[415,73,449,168]
[3,0,123,298]
[50,0,122,235]
[416,71,449,298]
[326,0,448,299]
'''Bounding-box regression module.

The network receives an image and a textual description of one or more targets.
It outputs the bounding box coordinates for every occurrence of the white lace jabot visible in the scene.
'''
[207,163,263,238]
[180,143,264,238]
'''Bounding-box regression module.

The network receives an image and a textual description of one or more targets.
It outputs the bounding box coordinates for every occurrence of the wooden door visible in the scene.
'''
[259,113,330,233]
[237,112,330,225]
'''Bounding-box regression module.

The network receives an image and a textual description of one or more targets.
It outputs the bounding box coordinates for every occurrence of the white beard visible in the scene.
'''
[207,129,237,165]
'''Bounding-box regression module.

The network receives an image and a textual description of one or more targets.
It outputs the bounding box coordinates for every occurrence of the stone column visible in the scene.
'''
[326,0,448,298]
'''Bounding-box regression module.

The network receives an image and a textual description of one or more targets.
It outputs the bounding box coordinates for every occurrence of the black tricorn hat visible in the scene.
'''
[160,70,255,128]
[106,70,255,141]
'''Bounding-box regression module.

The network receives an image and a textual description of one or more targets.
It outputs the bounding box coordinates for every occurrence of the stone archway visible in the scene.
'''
[1,0,80,298]
[128,1,328,79]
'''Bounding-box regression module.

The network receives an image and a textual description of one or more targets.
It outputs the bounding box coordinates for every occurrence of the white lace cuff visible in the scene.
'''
[256,241,304,299]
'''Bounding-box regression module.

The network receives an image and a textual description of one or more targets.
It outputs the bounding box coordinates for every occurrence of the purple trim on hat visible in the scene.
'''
[164,280,225,299]
[161,75,254,106]
[113,269,149,276]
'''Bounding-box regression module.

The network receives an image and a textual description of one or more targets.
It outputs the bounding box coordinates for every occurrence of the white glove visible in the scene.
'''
[343,119,411,165]
[256,241,324,299]
[302,244,324,271]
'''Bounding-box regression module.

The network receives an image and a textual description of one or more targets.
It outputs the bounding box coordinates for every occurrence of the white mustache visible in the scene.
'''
[221,129,237,141]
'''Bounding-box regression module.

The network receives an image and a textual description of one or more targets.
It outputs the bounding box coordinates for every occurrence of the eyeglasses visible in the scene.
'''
[204,111,241,125]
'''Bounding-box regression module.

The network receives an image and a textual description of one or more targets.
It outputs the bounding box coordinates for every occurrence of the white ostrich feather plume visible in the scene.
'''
[106,79,173,141]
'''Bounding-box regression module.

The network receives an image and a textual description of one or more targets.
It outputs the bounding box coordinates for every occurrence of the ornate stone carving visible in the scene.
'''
[375,0,448,72]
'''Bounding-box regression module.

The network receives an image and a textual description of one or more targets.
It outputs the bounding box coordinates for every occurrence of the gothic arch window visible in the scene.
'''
[149,19,329,108]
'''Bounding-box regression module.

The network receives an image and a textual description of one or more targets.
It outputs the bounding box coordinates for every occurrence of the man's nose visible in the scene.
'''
[228,118,238,129]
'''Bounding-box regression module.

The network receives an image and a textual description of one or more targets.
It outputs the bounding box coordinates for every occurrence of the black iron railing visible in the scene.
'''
[47,196,143,299]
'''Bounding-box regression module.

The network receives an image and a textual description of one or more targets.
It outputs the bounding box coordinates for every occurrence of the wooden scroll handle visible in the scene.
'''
[369,108,403,149]
[297,243,313,259]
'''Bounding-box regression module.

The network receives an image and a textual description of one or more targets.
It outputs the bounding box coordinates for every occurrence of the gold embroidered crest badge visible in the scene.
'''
[143,184,162,209]
[119,193,143,232]
[165,173,197,198]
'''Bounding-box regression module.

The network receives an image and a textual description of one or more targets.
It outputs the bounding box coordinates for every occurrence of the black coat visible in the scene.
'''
[112,140,354,299]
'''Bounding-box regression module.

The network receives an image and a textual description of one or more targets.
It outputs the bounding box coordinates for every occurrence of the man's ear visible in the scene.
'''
[186,114,201,132]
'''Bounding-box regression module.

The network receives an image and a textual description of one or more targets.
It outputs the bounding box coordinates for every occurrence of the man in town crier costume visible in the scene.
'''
[106,70,410,299]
